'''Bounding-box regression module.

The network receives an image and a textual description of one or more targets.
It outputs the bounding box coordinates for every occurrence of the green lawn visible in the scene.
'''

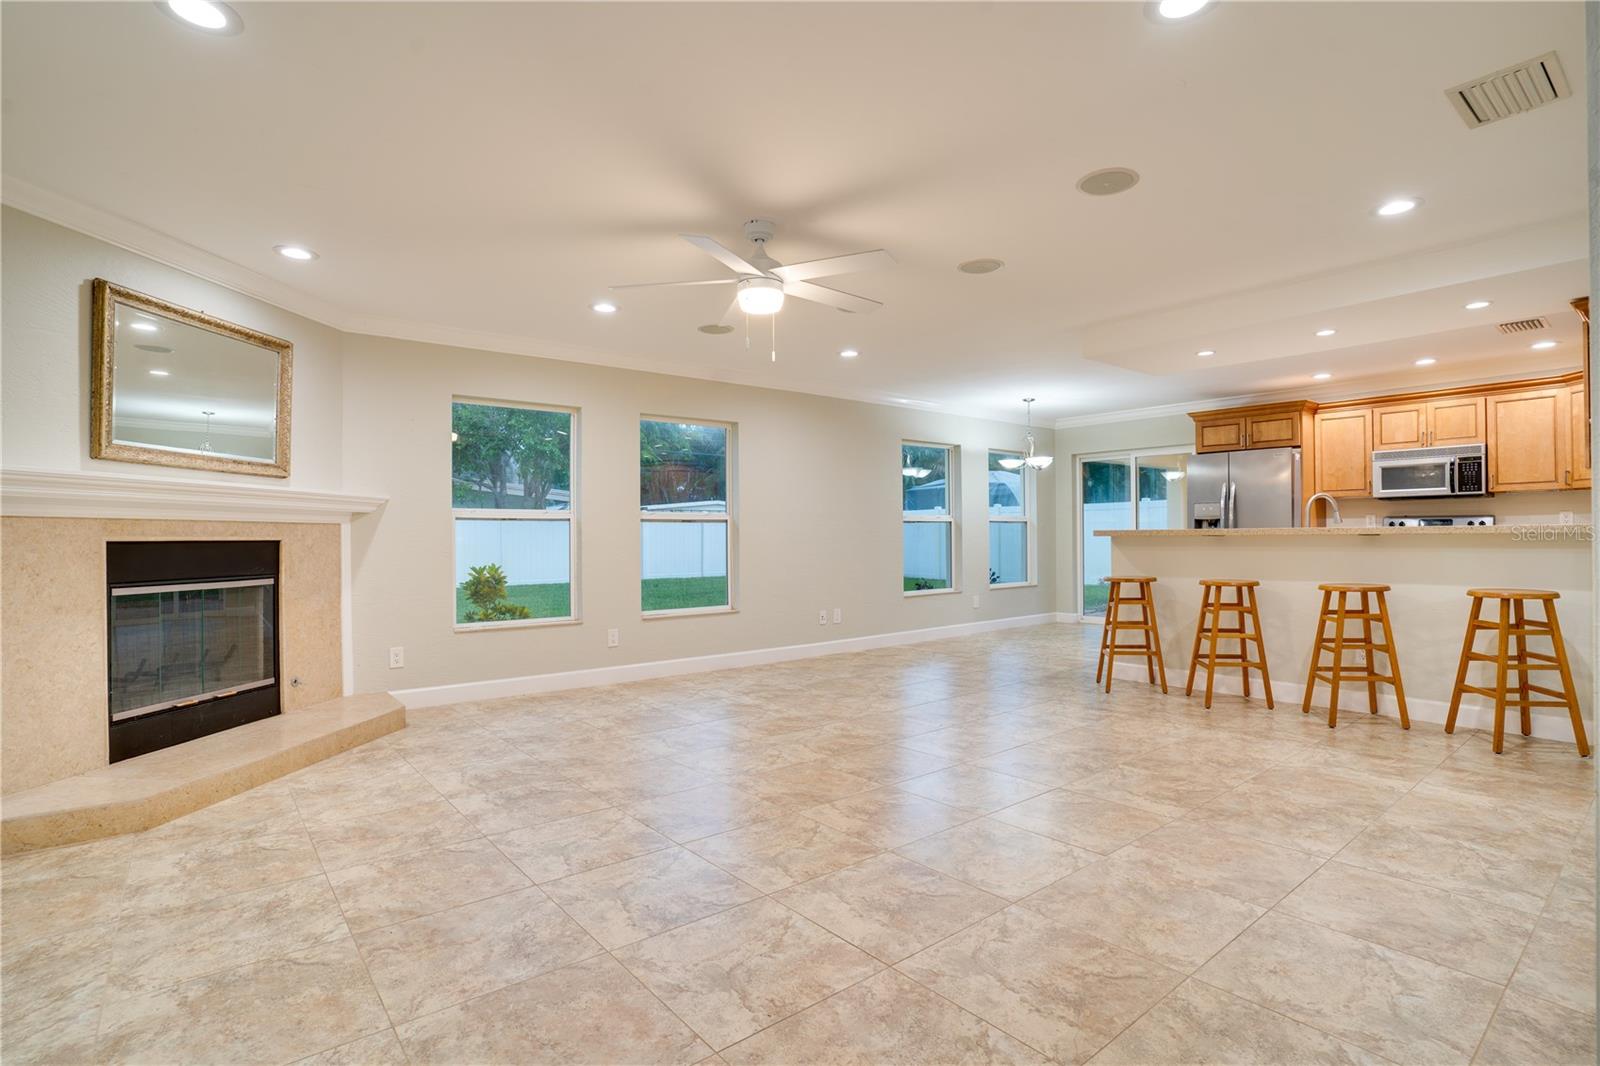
[456,582,571,623]
[643,576,728,612]
[904,577,951,592]
[455,577,731,621]
[1082,583,1109,614]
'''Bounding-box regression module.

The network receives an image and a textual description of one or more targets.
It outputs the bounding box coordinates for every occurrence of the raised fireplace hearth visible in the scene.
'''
[107,540,280,761]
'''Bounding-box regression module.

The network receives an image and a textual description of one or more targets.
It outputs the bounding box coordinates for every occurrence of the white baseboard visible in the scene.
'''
[1053,612,1082,623]
[392,613,1062,709]
[1110,662,1591,745]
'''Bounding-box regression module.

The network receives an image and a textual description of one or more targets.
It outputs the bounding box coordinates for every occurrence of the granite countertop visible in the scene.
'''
[1097,525,1593,537]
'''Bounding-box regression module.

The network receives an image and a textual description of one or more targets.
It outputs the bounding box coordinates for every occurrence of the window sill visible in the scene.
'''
[642,605,738,620]
[903,587,961,598]
[988,581,1039,591]
[454,616,580,633]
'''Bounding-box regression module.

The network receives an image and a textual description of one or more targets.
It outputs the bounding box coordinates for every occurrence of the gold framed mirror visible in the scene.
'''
[90,279,293,478]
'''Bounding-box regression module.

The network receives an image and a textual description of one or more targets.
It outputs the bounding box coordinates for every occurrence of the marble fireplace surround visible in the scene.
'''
[1,488,371,794]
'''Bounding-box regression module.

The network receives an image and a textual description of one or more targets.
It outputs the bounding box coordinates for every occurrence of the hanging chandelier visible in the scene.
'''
[997,398,1053,470]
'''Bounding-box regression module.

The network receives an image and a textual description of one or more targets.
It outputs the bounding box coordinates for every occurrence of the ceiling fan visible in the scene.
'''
[611,219,894,325]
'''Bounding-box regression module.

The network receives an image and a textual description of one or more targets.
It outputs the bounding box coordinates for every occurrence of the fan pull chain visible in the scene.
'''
[770,315,777,363]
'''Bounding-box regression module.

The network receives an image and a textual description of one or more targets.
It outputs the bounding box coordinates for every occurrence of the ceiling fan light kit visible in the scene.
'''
[611,219,894,359]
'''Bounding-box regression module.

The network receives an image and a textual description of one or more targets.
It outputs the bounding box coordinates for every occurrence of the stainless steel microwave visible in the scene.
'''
[1371,443,1486,498]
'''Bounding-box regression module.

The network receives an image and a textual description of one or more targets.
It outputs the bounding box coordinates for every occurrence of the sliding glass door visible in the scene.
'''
[1078,449,1192,617]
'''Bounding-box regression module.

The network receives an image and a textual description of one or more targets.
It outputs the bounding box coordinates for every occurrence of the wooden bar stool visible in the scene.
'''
[1185,580,1274,709]
[1445,589,1590,757]
[1301,584,1408,730]
[1095,576,1167,694]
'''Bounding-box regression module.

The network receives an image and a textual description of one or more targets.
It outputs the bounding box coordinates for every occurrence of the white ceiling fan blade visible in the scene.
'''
[782,280,883,314]
[771,249,895,283]
[681,234,766,277]
[610,278,737,291]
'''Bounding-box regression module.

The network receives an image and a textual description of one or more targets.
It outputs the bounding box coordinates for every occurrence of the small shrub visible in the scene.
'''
[463,600,532,623]
[462,563,510,610]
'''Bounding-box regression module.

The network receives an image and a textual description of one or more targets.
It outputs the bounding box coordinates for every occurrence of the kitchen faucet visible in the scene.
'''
[1304,491,1341,528]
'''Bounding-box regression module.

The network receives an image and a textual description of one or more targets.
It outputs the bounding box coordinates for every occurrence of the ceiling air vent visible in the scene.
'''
[1496,317,1549,335]
[1447,52,1570,129]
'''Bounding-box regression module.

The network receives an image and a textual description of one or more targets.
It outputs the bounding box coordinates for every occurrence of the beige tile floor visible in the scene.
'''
[2,623,1594,1065]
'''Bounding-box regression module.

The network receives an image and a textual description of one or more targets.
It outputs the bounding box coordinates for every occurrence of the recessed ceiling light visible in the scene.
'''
[161,0,241,33]
[1315,328,1337,337]
[957,258,1005,275]
[697,323,733,335]
[147,368,171,376]
[1156,0,1212,19]
[129,322,158,333]
[1414,357,1437,367]
[1196,349,1215,358]
[1376,197,1419,217]
[274,244,317,261]
[1530,340,1558,350]
[591,301,618,314]
[1464,300,1492,310]
[839,348,859,359]
[1312,372,1333,381]
[1077,167,1141,196]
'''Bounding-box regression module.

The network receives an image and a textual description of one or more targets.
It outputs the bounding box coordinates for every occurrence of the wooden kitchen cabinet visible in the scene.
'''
[1570,384,1591,489]
[1245,409,1302,448]
[1372,396,1484,450]
[1486,387,1569,492]
[1194,414,1246,453]
[1314,408,1371,497]
[1371,403,1425,450]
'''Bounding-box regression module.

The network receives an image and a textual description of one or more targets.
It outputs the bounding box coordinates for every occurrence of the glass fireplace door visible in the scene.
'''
[109,578,276,721]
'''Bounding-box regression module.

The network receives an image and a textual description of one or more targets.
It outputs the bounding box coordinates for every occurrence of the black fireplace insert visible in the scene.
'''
[107,541,281,762]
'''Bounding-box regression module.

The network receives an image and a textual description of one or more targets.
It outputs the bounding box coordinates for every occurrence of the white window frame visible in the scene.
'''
[451,398,580,632]
[902,440,960,598]
[640,416,737,619]
[987,449,1035,589]
[1073,443,1195,624]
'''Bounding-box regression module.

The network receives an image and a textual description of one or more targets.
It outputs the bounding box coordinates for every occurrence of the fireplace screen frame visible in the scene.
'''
[106,540,282,763]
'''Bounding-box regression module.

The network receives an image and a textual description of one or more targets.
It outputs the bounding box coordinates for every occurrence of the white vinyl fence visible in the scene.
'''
[1081,500,1176,587]
[453,519,729,586]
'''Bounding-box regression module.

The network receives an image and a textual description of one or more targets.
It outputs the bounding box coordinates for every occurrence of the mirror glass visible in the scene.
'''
[108,299,281,463]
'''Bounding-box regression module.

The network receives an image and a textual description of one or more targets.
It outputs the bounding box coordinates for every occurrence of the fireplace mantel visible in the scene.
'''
[0,467,385,524]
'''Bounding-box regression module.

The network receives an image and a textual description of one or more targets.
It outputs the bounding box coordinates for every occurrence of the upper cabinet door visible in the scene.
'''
[1427,396,1486,446]
[1372,404,1426,450]
[1314,408,1371,497]
[1570,385,1591,489]
[1486,388,1568,492]
[1245,411,1301,449]
[1195,416,1246,453]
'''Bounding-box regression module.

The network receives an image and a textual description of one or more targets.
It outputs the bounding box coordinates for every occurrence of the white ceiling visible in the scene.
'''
[1,1,1587,424]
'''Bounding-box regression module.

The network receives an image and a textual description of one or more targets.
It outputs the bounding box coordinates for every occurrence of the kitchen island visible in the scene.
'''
[1097,525,1593,744]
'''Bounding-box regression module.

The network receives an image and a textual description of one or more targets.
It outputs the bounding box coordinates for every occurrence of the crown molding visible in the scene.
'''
[0,468,386,524]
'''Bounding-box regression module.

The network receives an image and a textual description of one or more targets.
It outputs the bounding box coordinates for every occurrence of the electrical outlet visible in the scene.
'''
[607,628,620,648]
[832,607,842,624]
[972,594,981,610]
[388,646,404,669]
[1364,514,1377,527]
[1560,511,1575,525]
[818,610,828,626]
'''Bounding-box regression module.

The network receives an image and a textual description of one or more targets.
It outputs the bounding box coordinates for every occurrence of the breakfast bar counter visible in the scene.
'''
[1095,525,1593,744]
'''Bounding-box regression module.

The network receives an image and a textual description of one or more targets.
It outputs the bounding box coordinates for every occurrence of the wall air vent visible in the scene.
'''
[1496,317,1549,335]
[1447,52,1569,129]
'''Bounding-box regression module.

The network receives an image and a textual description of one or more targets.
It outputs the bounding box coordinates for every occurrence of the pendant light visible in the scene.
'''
[998,398,1053,470]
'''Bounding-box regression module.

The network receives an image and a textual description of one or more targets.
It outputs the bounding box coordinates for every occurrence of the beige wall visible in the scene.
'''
[0,518,342,794]
[343,333,1057,695]
[0,207,346,491]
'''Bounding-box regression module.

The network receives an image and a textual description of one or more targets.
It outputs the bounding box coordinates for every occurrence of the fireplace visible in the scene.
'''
[107,541,280,762]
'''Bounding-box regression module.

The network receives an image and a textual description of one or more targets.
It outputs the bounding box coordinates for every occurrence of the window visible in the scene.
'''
[903,442,956,593]
[988,450,1031,586]
[451,400,575,627]
[641,418,732,613]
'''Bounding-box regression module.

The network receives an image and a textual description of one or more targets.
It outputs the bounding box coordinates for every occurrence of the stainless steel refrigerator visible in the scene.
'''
[1188,447,1302,528]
